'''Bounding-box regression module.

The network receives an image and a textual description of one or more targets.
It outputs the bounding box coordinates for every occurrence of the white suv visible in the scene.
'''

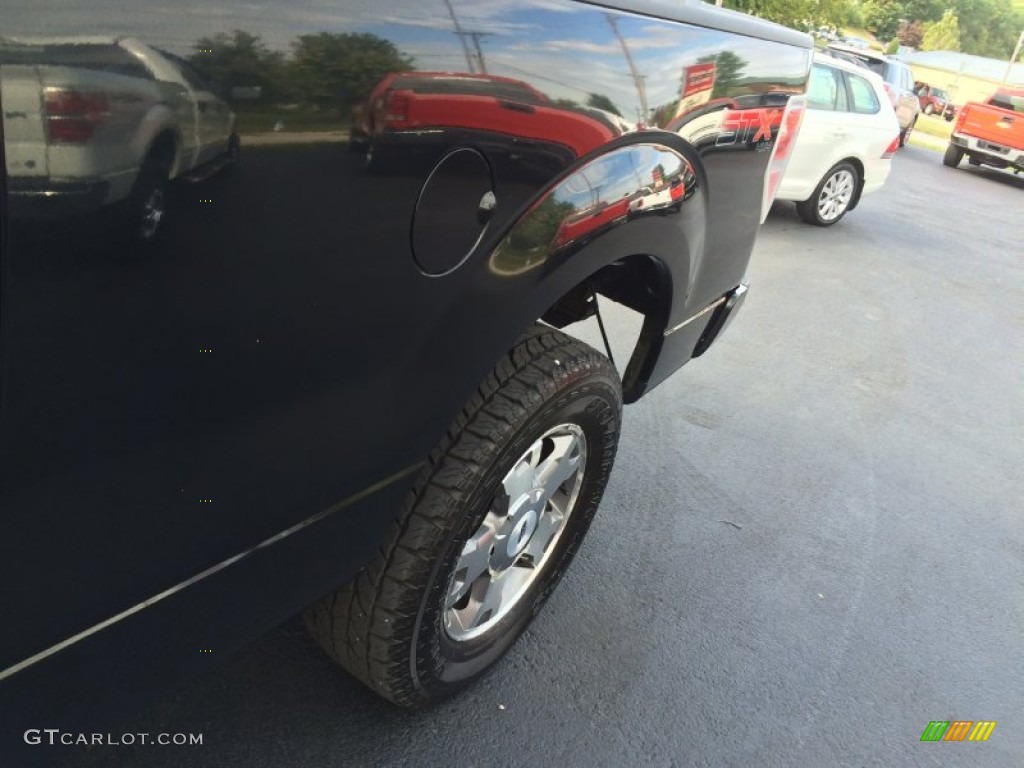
[776,53,900,226]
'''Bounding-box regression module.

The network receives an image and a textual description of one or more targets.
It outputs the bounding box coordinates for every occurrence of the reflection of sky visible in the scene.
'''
[553,146,683,208]
[2,0,808,119]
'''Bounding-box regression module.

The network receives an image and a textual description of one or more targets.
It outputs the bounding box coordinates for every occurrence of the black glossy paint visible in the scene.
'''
[0,0,810,737]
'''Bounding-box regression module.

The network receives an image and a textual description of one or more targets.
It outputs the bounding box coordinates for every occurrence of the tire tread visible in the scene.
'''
[304,326,619,706]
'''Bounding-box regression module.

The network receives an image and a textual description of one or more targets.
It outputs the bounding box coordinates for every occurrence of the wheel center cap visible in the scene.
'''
[508,508,539,557]
[490,492,543,571]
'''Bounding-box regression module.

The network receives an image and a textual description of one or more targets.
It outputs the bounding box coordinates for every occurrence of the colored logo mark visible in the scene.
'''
[920,721,997,742]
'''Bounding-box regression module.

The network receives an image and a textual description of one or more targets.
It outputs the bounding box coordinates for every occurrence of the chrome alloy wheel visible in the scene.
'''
[444,424,588,642]
[139,188,165,240]
[816,169,854,222]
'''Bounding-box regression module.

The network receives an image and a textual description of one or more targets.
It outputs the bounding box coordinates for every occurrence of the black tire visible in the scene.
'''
[795,161,859,227]
[348,133,369,154]
[943,143,963,168]
[125,148,171,244]
[305,326,622,707]
[899,116,916,147]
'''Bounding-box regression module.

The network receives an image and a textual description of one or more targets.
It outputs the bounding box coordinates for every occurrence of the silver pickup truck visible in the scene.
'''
[1,36,238,239]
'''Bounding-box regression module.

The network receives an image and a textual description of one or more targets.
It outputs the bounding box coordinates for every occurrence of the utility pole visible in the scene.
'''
[606,14,649,126]
[1003,29,1024,84]
[467,31,491,74]
[442,0,476,73]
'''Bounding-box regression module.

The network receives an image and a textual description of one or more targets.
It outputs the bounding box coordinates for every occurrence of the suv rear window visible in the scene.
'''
[884,62,913,91]
[862,59,886,78]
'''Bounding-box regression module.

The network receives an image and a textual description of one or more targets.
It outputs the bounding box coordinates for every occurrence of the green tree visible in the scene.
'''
[722,0,860,28]
[952,0,1023,57]
[922,9,961,51]
[862,0,906,40]
[695,51,746,98]
[189,30,285,101]
[586,93,622,116]
[290,33,413,109]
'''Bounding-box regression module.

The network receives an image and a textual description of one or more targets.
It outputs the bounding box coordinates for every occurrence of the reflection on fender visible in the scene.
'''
[716,108,783,150]
[489,142,698,276]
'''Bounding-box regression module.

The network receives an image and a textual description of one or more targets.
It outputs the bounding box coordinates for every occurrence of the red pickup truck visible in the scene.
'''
[350,71,628,171]
[943,88,1024,174]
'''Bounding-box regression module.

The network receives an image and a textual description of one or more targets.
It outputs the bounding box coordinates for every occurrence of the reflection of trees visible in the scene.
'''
[695,51,746,99]
[508,196,577,253]
[490,195,576,274]
[649,100,680,129]
[189,30,285,102]
[586,93,622,116]
[187,29,414,115]
[291,33,413,110]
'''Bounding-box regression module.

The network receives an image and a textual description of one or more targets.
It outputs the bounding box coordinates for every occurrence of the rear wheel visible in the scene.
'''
[796,161,859,226]
[363,141,389,173]
[943,143,963,168]
[126,149,171,243]
[305,326,622,707]
[899,116,917,147]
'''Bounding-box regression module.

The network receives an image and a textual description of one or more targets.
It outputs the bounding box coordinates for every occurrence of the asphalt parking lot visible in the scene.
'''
[52,145,1023,768]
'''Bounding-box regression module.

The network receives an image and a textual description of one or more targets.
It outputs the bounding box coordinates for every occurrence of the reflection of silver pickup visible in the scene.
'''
[1,36,237,238]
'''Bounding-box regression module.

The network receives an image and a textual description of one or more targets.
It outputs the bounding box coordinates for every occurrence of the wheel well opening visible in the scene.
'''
[844,157,866,209]
[150,131,180,176]
[540,254,671,400]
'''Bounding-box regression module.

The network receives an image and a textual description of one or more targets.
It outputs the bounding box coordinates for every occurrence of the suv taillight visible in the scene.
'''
[44,88,109,143]
[882,83,898,108]
[761,94,805,222]
[882,135,900,158]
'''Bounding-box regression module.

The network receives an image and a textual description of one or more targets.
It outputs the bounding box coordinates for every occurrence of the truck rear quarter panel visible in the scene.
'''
[0,0,810,738]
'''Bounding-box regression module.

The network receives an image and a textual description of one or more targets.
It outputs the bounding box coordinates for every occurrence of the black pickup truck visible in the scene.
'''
[0,0,811,746]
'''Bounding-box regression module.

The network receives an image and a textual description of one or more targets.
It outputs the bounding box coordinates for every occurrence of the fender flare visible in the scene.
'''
[473,130,709,402]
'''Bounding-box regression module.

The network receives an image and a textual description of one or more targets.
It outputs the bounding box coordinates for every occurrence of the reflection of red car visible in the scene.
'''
[351,71,621,170]
[551,197,630,250]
